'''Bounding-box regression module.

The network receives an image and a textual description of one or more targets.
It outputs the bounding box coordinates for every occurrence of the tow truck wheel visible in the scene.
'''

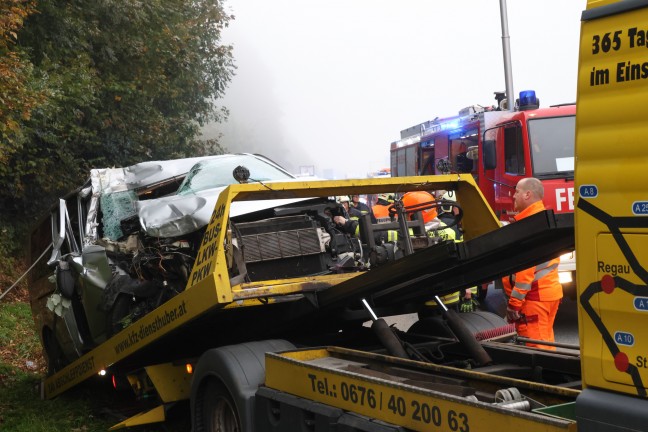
[191,339,296,432]
[202,379,241,432]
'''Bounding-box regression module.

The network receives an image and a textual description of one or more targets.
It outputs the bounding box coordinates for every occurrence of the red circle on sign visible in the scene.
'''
[601,275,615,293]
[615,352,629,372]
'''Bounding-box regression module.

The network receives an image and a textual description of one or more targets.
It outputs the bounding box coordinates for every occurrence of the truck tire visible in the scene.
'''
[200,379,240,432]
[191,339,296,432]
[408,310,509,339]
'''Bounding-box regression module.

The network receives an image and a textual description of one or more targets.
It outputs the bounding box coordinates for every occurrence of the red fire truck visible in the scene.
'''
[390,91,576,293]
[390,91,575,221]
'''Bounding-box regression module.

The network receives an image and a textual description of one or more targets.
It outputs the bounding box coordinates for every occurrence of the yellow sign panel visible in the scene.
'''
[187,201,227,288]
[576,2,648,398]
[593,234,648,391]
[265,351,575,432]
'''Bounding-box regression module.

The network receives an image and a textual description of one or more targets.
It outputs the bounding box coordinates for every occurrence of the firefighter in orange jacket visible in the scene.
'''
[503,177,563,350]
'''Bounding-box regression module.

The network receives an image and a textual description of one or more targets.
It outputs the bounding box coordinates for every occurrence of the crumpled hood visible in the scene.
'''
[136,184,314,238]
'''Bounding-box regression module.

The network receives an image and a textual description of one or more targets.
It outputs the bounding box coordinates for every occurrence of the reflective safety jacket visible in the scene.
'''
[384,220,456,243]
[425,286,478,307]
[340,216,360,237]
[372,203,393,221]
[502,201,563,311]
[427,220,457,242]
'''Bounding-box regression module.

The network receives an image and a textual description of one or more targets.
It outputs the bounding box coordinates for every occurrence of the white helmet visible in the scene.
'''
[336,196,350,204]
[440,190,456,214]
[377,193,393,203]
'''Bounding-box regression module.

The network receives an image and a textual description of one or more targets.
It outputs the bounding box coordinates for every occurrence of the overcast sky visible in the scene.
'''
[202,1,586,179]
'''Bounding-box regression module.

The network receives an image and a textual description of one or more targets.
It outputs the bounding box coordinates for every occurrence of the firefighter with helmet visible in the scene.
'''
[350,195,377,223]
[437,190,462,239]
[379,191,438,243]
[401,191,438,224]
[400,190,479,314]
[437,190,479,312]
[333,196,360,236]
[336,195,350,212]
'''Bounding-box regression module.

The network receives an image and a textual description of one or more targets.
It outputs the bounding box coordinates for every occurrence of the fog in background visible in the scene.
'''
[202,1,585,179]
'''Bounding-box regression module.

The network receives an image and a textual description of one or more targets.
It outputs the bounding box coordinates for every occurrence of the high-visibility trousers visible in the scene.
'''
[515,299,561,350]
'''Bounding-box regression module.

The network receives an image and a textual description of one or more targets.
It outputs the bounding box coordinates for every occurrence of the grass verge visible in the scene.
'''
[0,298,189,431]
[0,300,114,431]
[0,364,115,431]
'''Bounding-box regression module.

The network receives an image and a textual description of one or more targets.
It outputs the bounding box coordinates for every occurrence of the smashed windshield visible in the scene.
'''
[528,115,575,176]
[176,155,294,195]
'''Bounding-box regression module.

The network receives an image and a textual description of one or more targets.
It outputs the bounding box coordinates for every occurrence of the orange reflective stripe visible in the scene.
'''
[506,260,562,307]
[515,300,560,350]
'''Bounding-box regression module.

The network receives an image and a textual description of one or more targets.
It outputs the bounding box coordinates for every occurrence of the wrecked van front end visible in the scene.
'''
[28,153,322,373]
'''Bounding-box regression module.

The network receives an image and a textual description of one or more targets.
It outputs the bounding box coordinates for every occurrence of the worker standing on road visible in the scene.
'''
[503,177,563,350]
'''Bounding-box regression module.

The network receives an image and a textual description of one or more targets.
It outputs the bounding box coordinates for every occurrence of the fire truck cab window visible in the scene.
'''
[418,148,435,175]
[448,135,476,175]
[528,115,575,176]
[504,125,525,175]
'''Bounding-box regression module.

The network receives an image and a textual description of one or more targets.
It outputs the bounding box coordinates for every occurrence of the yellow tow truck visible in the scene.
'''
[28,1,648,431]
[30,163,577,431]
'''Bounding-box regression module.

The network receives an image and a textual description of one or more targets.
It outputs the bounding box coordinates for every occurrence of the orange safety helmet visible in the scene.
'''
[402,191,437,223]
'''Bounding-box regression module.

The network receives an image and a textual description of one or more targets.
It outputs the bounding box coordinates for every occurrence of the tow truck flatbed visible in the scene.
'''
[258,346,578,432]
[43,176,574,401]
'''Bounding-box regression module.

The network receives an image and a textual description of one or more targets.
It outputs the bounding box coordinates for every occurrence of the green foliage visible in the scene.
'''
[0,218,22,264]
[0,302,103,431]
[0,0,233,233]
[0,366,184,431]
[0,3,236,421]
[0,301,188,431]
[0,0,44,158]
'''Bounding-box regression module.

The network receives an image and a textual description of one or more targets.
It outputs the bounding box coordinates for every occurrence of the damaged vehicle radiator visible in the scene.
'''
[236,215,329,280]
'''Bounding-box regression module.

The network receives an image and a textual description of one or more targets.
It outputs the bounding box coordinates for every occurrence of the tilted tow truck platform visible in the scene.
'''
[31,172,575,431]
